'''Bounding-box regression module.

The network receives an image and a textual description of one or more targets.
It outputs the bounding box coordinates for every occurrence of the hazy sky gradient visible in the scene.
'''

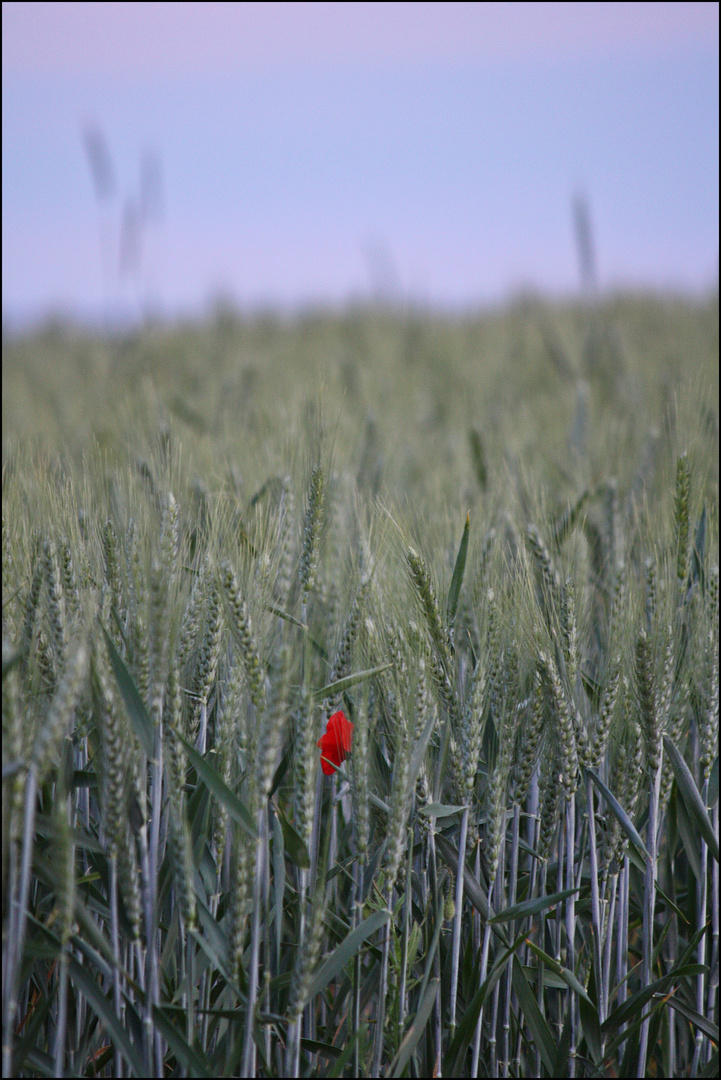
[3,2,718,325]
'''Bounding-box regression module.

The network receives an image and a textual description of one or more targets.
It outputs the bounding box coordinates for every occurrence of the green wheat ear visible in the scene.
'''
[299,462,325,601]
[1,300,716,1078]
[674,452,691,584]
[221,560,264,710]
[31,636,88,785]
[406,545,454,671]
[635,628,661,775]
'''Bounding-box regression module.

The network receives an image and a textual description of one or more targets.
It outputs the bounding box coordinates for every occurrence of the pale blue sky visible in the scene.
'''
[2,2,718,327]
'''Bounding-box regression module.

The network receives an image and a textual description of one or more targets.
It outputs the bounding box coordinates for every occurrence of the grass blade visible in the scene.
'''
[102,624,155,758]
[663,734,719,862]
[584,766,649,860]
[307,909,390,1001]
[488,886,579,923]
[389,976,439,1077]
[511,955,557,1074]
[175,731,258,838]
[447,511,470,628]
[314,662,393,700]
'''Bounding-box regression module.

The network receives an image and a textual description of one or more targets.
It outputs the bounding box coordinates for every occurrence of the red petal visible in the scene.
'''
[318,711,353,774]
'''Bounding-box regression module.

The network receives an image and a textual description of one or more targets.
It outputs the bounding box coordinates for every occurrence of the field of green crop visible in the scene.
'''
[2,293,718,1077]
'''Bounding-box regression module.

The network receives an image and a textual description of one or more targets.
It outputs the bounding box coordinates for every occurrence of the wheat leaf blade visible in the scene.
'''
[152,1004,213,1075]
[447,510,470,627]
[663,735,719,862]
[524,939,593,1003]
[511,956,558,1074]
[389,976,439,1078]
[583,766,649,860]
[175,731,258,838]
[306,908,390,1002]
[488,886,580,924]
[67,956,145,1076]
[314,662,393,700]
[102,624,155,759]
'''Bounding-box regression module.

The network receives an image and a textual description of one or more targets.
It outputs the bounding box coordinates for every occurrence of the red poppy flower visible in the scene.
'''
[318,710,353,775]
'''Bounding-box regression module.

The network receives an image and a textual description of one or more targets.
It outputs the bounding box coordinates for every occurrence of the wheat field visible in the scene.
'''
[2,294,718,1077]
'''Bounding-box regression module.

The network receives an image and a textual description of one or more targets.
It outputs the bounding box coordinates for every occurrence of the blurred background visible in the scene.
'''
[2,1,719,331]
